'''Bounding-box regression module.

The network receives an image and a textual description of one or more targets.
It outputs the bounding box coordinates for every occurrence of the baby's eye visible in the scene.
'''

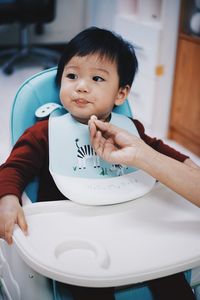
[93,76,105,82]
[66,73,78,79]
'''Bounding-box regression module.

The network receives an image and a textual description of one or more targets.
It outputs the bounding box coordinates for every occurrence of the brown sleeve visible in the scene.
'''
[0,120,48,202]
[133,119,189,162]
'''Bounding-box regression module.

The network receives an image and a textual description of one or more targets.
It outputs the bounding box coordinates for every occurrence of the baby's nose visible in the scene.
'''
[76,79,89,93]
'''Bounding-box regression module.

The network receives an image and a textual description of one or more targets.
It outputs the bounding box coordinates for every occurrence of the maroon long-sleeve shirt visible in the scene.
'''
[0,119,188,202]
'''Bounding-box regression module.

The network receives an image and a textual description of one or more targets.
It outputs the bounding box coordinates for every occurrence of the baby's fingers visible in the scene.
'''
[4,219,15,245]
[18,210,28,236]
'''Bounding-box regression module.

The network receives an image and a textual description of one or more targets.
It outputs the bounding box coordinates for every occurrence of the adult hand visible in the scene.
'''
[89,116,200,206]
[0,195,28,244]
[89,117,145,167]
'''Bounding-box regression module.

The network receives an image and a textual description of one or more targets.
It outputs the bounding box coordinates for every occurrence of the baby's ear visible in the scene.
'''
[115,85,130,106]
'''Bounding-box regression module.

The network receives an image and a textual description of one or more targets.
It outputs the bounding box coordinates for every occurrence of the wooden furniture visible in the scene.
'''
[168,1,200,156]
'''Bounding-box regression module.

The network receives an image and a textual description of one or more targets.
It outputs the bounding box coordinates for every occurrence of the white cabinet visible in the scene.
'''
[114,12,162,131]
[114,0,180,137]
[129,73,156,127]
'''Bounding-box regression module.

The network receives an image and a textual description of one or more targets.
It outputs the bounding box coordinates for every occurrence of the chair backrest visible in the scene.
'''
[11,67,60,145]
[0,0,17,23]
[0,0,56,24]
[11,67,133,202]
[18,0,56,23]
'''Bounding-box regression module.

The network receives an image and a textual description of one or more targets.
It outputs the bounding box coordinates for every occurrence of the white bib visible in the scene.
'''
[49,111,156,205]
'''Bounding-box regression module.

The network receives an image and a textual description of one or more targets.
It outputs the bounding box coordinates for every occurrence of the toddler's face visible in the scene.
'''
[59,54,128,124]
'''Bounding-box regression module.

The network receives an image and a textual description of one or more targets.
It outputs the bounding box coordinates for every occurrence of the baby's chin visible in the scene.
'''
[69,114,87,124]
[90,113,112,123]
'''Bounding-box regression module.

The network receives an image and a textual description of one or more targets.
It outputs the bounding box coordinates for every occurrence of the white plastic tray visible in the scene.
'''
[13,184,200,287]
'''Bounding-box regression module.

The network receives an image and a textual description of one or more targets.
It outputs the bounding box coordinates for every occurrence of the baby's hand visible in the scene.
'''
[0,195,28,244]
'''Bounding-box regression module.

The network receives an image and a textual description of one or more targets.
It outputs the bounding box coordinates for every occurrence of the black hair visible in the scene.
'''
[55,27,138,88]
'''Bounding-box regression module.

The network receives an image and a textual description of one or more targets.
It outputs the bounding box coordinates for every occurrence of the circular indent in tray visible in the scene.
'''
[54,238,110,270]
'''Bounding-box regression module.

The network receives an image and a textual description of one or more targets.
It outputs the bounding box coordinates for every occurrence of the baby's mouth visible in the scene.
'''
[74,98,89,105]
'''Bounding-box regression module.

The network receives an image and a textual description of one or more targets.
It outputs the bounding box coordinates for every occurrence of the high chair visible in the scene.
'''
[0,67,200,300]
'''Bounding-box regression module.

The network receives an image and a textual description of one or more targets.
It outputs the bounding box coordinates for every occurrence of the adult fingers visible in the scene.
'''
[88,119,97,139]
[92,130,105,155]
[93,120,118,137]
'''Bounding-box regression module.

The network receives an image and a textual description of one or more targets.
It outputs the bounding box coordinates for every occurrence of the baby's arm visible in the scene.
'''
[0,195,28,245]
[0,122,49,244]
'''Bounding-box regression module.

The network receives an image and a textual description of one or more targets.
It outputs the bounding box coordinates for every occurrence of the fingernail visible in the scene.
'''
[90,115,97,120]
